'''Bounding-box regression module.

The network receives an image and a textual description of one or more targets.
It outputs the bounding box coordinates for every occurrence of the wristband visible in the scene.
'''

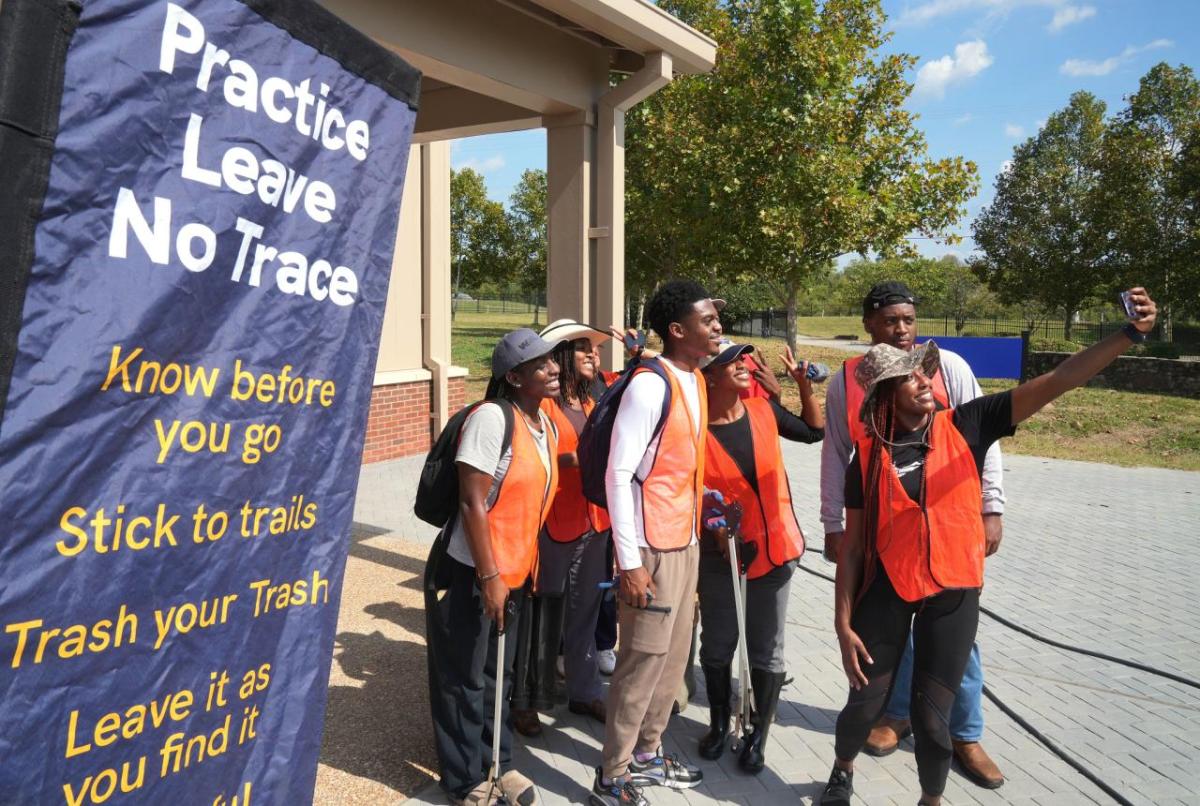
[1121,322,1147,343]
[476,569,500,583]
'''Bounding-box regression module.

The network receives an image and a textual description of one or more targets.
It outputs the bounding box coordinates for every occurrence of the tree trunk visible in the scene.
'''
[785,288,799,354]
[1063,310,1073,343]
[451,265,463,323]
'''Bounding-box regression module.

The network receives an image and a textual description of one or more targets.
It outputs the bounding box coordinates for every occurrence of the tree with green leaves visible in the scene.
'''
[838,255,992,334]
[450,168,514,313]
[972,92,1110,341]
[506,169,548,324]
[626,0,977,350]
[1099,63,1200,336]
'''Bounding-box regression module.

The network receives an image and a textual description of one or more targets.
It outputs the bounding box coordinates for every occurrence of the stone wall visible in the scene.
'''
[1023,351,1200,398]
[362,376,466,463]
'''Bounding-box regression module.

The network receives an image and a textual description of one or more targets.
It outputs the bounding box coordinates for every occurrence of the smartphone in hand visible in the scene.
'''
[1119,291,1139,320]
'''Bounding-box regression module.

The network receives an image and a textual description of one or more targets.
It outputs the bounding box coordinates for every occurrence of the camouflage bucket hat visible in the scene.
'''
[855,340,941,423]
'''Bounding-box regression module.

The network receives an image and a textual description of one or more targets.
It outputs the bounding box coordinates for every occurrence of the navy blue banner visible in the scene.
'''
[0,1,418,803]
[915,336,1024,379]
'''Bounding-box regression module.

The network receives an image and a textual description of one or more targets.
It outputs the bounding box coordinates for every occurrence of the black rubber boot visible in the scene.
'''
[738,668,785,774]
[698,663,731,759]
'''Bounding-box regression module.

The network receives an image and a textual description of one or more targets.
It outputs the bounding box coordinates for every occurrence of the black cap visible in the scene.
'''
[698,341,754,372]
[862,281,917,316]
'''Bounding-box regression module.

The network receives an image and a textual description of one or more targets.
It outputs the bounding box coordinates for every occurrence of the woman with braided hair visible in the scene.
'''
[509,321,615,735]
[820,288,1157,806]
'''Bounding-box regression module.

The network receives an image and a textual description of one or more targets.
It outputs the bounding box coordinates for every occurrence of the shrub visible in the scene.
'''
[1129,341,1183,359]
[1030,337,1084,353]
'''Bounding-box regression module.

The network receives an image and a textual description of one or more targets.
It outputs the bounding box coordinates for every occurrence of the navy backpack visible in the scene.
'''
[577,357,672,508]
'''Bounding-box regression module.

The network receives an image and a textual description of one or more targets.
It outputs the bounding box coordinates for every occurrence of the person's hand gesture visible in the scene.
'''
[780,345,813,395]
[608,326,647,358]
[750,349,782,400]
[837,625,873,690]
[1124,287,1157,333]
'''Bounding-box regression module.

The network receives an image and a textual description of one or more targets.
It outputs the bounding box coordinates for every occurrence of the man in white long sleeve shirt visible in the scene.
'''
[819,281,1007,790]
[592,281,723,806]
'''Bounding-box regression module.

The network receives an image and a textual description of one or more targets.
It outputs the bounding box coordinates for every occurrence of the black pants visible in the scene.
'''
[697,551,794,673]
[833,567,979,796]
[426,555,523,799]
[595,535,617,652]
[511,590,565,710]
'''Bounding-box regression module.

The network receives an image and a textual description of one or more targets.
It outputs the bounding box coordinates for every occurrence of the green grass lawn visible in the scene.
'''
[452,310,1200,471]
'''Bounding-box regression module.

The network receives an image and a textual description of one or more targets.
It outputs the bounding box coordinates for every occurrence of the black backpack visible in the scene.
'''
[414,400,514,527]
[577,357,672,508]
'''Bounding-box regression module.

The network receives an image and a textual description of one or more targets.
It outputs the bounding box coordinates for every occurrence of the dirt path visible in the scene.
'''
[315,527,437,804]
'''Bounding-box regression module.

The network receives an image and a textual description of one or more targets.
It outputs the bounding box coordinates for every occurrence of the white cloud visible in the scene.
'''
[900,0,1061,27]
[1060,39,1173,77]
[899,0,1102,34]
[901,0,981,24]
[1004,123,1025,138]
[453,154,507,173]
[914,40,994,99]
[1000,159,1014,174]
[1047,4,1095,32]
[954,113,975,125]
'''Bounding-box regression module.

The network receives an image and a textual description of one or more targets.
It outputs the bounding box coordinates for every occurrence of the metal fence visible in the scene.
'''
[730,310,1199,354]
[451,290,546,316]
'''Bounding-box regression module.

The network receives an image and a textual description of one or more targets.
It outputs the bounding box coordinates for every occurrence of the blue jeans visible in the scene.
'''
[885,635,984,742]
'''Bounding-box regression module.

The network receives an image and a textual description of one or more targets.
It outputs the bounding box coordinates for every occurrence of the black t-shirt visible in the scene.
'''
[844,391,1015,508]
[709,399,824,497]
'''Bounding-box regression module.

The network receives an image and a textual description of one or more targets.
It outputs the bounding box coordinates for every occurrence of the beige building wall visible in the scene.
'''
[332,0,716,454]
[375,146,424,380]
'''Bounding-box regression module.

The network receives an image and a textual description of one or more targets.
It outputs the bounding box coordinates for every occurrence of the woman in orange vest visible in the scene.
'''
[425,328,561,806]
[509,320,615,735]
[697,342,824,773]
[821,286,1157,806]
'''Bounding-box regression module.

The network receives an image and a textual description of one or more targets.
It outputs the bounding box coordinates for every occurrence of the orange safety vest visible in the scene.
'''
[703,398,805,579]
[636,360,707,551]
[855,410,985,602]
[480,407,559,589]
[843,353,949,443]
[541,397,611,542]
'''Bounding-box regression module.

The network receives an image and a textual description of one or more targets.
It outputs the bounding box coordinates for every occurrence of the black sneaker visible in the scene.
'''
[821,765,854,805]
[589,767,648,806]
[628,751,703,790]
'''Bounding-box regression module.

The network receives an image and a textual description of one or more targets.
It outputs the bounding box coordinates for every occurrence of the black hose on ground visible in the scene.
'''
[794,554,1197,805]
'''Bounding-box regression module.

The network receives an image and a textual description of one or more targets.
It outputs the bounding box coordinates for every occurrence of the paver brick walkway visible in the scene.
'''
[342,444,1199,806]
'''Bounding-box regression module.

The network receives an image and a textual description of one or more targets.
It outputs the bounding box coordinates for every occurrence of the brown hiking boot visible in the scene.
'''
[512,708,543,737]
[953,740,1004,789]
[863,716,911,757]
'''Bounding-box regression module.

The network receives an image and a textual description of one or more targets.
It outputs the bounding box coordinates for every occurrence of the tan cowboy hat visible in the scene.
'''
[855,340,941,423]
[538,319,611,346]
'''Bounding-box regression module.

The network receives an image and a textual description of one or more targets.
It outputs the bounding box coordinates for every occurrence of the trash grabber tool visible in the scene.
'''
[600,579,672,613]
[719,503,754,753]
[486,597,518,802]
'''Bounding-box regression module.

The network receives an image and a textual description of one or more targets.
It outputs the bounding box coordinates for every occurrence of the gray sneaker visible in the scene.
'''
[590,767,649,806]
[628,751,703,790]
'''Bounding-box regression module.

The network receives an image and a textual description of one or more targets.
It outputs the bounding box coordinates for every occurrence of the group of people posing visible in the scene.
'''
[423,279,1159,806]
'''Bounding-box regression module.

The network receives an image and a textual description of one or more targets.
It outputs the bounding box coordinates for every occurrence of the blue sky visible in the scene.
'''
[450,0,1200,261]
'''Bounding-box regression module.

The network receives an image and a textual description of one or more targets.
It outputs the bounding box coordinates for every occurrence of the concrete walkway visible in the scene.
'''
[320,445,1200,805]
